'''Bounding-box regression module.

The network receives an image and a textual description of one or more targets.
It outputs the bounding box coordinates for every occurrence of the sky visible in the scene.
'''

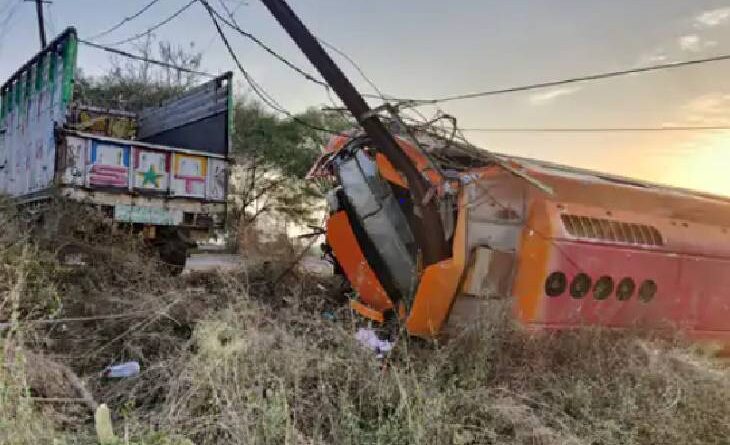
[1,0,730,197]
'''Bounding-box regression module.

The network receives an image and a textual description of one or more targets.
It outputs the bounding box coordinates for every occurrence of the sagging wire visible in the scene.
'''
[212,0,356,124]
[200,0,346,136]
[210,2,328,88]
[384,52,730,107]
[78,39,215,77]
[405,110,588,275]
[102,0,197,47]
[87,0,164,41]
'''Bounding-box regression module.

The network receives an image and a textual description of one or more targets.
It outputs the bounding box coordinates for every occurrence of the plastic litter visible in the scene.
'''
[322,311,336,321]
[102,361,140,378]
[355,328,393,358]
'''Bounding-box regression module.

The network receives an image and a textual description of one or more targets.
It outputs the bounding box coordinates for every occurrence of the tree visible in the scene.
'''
[74,37,202,111]
[229,100,351,227]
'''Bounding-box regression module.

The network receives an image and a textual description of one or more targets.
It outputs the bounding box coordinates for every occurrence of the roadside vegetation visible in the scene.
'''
[2,39,730,445]
[2,198,730,445]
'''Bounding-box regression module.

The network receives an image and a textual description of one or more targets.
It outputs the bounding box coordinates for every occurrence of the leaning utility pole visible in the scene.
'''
[258,0,449,266]
[26,0,47,48]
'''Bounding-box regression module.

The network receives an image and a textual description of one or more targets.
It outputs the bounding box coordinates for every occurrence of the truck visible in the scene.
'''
[0,28,232,269]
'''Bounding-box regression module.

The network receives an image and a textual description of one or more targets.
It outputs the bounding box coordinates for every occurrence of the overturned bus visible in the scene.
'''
[311,125,730,343]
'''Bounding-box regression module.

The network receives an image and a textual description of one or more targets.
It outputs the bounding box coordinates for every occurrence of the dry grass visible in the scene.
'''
[154,296,730,445]
[1,198,730,444]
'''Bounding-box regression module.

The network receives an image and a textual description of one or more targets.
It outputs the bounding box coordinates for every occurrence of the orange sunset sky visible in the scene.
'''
[1,0,729,197]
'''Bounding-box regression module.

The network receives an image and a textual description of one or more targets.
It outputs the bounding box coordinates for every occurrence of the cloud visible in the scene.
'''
[678,34,717,52]
[639,51,667,64]
[696,7,730,28]
[679,34,701,51]
[528,87,580,105]
[646,54,667,63]
[678,92,730,125]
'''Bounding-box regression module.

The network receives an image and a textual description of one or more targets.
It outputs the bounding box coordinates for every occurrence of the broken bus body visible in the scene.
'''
[312,127,730,342]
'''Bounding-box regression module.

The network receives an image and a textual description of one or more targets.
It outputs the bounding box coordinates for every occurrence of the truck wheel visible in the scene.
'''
[56,243,90,266]
[156,228,193,275]
[159,241,187,275]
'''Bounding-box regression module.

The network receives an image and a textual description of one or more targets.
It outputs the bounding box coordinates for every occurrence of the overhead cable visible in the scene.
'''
[0,0,21,52]
[78,39,214,77]
[209,1,328,87]
[210,0,392,104]
[458,125,730,133]
[199,0,344,135]
[87,0,163,41]
[199,0,286,111]
[316,38,392,103]
[102,0,197,46]
[399,53,730,105]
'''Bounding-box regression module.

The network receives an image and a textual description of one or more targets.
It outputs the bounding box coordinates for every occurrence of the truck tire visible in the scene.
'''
[156,228,193,275]
[56,242,91,266]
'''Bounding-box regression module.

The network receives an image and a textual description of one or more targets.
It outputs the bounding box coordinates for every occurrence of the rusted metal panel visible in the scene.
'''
[61,136,87,186]
[0,29,77,197]
[206,158,227,201]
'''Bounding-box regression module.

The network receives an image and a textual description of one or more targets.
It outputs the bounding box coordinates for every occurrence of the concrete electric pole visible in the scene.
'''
[257,0,450,267]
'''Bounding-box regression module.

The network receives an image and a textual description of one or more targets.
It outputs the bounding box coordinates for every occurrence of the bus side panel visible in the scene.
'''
[537,241,684,328]
[515,231,730,340]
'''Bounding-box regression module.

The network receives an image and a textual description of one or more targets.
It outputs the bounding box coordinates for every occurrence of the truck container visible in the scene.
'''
[0,28,232,269]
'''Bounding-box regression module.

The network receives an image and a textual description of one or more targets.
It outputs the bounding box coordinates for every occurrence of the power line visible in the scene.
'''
[317,38,389,102]
[199,0,285,111]
[87,0,163,41]
[102,0,196,46]
[201,0,389,113]
[398,53,730,106]
[459,125,730,133]
[209,0,389,105]
[210,0,328,88]
[200,0,245,53]
[200,0,344,135]
[211,0,358,121]
[0,0,21,57]
[78,39,214,77]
